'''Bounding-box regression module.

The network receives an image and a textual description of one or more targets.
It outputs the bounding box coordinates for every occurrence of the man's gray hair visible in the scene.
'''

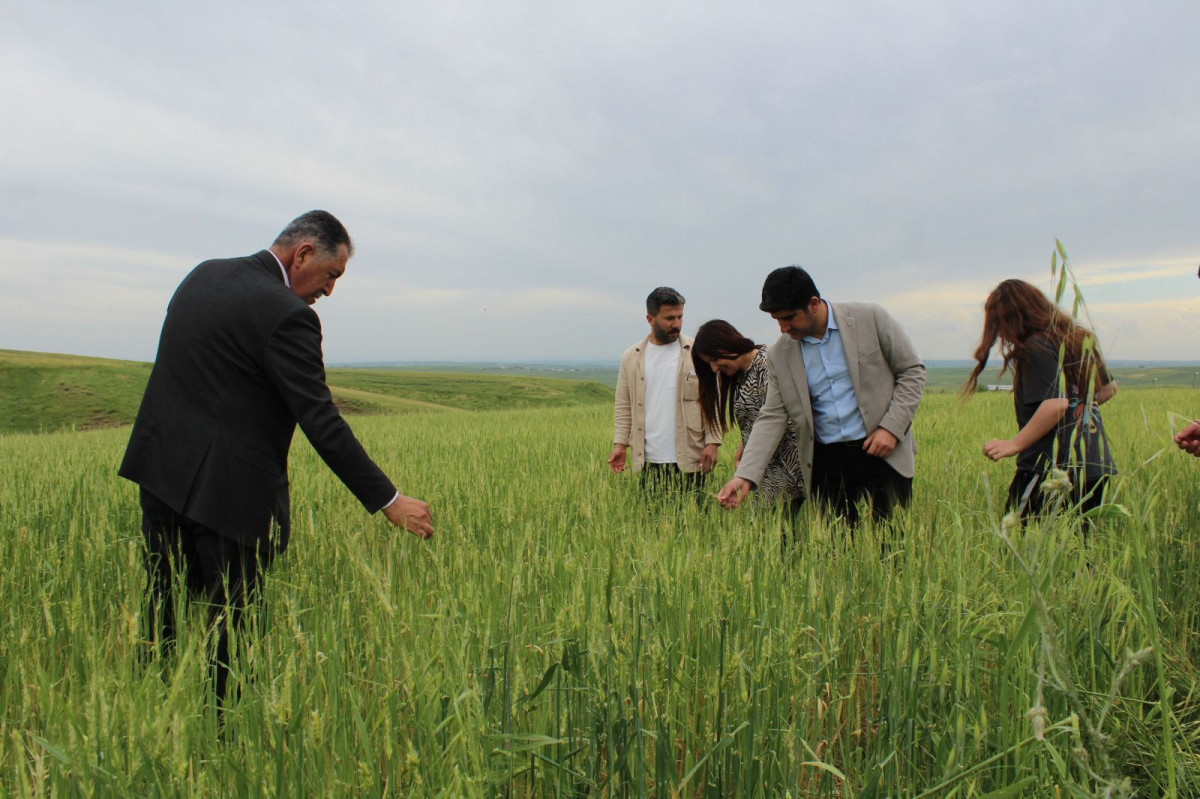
[273,210,354,258]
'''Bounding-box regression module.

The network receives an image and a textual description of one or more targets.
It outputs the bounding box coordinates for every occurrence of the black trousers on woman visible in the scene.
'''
[140,487,270,706]
[1006,469,1111,520]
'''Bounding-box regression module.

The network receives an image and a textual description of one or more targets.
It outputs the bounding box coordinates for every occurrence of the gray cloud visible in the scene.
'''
[2,0,1197,363]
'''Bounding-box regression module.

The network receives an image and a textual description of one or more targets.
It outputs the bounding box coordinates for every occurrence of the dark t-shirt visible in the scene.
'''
[1014,335,1116,481]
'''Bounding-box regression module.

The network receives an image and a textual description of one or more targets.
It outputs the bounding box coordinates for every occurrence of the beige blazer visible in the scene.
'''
[734,301,925,492]
[613,334,722,472]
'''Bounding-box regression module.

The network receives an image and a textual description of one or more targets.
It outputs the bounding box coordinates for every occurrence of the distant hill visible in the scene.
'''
[3,348,1196,435]
[339,359,1200,392]
[0,350,613,436]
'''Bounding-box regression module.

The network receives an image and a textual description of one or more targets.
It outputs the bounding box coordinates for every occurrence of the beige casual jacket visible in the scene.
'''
[734,301,925,491]
[612,334,722,473]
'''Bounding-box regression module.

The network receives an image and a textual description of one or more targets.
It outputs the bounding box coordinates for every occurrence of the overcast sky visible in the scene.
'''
[2,1,1198,364]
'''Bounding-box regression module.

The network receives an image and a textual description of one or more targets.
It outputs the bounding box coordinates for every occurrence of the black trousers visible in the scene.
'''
[639,462,706,494]
[140,487,270,705]
[1007,469,1111,520]
[807,439,912,528]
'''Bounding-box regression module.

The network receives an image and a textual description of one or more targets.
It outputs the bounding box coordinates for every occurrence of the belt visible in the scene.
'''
[815,438,866,448]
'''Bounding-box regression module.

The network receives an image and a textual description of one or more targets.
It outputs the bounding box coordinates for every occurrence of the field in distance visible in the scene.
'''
[3,349,1197,436]
[349,360,1200,392]
[0,349,612,436]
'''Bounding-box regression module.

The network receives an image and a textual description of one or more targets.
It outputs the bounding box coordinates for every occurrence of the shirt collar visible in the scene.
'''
[802,299,836,344]
[266,249,290,287]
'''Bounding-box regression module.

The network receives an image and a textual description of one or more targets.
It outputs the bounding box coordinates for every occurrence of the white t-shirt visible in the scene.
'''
[643,340,680,464]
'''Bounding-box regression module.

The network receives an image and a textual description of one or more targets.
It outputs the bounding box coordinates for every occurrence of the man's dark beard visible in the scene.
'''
[652,328,678,344]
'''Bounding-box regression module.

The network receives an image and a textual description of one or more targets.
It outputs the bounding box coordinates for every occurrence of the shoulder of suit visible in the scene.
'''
[830,300,884,315]
[833,300,900,328]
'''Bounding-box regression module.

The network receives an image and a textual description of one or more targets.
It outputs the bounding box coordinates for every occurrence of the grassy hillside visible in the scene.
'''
[4,348,1195,435]
[0,350,154,435]
[325,368,612,412]
[0,350,613,435]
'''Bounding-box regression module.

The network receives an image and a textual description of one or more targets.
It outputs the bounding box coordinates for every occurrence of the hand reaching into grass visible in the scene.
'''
[717,477,752,508]
[1176,420,1200,457]
[383,494,434,539]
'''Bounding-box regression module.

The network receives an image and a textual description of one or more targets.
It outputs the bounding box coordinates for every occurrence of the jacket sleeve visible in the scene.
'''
[613,350,633,446]
[263,307,397,512]
[704,425,724,447]
[873,305,925,439]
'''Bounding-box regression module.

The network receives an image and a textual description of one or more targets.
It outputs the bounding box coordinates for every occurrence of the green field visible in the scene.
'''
[0,350,613,435]
[342,362,1200,393]
[4,350,1196,437]
[1,363,1199,795]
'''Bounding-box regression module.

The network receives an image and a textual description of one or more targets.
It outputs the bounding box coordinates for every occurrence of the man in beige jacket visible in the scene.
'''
[717,266,925,526]
[609,287,722,490]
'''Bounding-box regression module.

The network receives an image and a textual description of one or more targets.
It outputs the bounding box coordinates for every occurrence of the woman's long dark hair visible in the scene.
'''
[960,279,1107,398]
[691,320,757,436]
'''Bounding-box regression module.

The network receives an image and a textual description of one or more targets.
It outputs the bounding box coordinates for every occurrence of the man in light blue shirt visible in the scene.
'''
[718,266,925,527]
[800,302,869,446]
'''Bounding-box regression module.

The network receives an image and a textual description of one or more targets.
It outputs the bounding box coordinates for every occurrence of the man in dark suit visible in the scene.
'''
[120,210,433,704]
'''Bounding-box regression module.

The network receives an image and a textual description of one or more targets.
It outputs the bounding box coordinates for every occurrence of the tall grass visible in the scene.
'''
[1,391,1198,796]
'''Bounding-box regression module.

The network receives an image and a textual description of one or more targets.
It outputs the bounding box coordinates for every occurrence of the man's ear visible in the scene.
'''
[291,242,315,270]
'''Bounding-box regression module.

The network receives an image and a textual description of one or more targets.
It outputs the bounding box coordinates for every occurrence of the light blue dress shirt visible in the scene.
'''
[801,301,868,444]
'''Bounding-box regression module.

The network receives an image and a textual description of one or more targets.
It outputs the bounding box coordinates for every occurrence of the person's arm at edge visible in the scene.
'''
[1175,420,1200,456]
[609,348,633,472]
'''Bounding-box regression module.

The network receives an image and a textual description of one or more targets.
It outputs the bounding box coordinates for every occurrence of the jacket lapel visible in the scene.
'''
[835,302,863,400]
[785,337,813,423]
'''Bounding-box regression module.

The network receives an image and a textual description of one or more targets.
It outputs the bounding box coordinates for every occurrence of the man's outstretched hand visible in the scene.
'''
[717,477,752,508]
[383,494,434,538]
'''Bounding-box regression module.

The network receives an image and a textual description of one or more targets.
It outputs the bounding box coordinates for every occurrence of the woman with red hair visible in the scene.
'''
[961,279,1118,518]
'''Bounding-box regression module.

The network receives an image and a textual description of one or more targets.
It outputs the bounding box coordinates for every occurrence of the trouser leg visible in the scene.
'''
[812,441,910,530]
[861,462,912,523]
[138,488,268,705]
[1007,470,1044,520]
[640,463,704,495]
[140,488,185,658]
[186,530,268,706]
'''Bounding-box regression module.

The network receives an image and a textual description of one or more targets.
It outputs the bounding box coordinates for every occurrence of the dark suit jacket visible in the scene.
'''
[119,251,396,552]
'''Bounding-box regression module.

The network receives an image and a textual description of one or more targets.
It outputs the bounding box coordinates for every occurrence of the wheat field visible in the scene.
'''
[1,389,1198,797]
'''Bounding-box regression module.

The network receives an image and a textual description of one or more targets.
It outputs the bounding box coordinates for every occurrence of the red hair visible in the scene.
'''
[961,279,1107,398]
